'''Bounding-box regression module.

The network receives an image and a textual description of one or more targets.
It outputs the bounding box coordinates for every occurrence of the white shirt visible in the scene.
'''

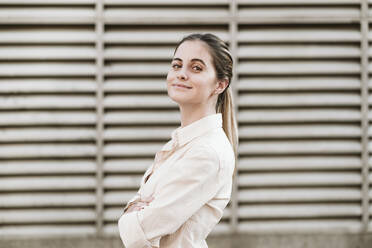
[118,113,235,248]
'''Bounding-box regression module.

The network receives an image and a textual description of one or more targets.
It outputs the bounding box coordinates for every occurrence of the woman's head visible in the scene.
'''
[167,33,232,110]
[167,33,238,161]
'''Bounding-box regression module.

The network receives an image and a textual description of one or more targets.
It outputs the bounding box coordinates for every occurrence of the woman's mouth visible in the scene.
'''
[172,83,192,89]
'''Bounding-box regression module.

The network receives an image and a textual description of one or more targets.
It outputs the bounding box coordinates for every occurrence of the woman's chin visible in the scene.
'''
[168,92,191,105]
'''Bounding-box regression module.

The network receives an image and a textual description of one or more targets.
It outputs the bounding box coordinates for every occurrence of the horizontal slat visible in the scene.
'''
[104,175,142,189]
[0,209,96,223]
[0,79,96,93]
[0,96,96,109]
[0,128,96,142]
[105,47,172,60]
[104,159,152,173]
[238,45,360,59]
[238,7,359,20]
[104,95,176,108]
[238,188,361,202]
[367,143,372,153]
[239,172,361,186]
[238,61,360,75]
[104,79,167,92]
[0,111,96,125]
[105,0,229,5]
[238,29,360,42]
[0,0,95,4]
[0,193,96,207]
[366,47,372,57]
[239,204,361,218]
[366,64,372,73]
[238,0,361,4]
[367,31,372,41]
[0,7,95,24]
[0,177,96,191]
[0,161,96,175]
[104,63,169,76]
[209,223,231,235]
[104,30,229,44]
[239,109,361,123]
[239,141,361,154]
[238,77,360,91]
[239,156,361,171]
[104,191,139,205]
[239,125,360,138]
[238,220,362,233]
[104,8,229,24]
[104,127,173,140]
[0,62,96,76]
[0,226,95,237]
[105,208,126,222]
[104,111,180,124]
[0,46,95,60]
[239,93,360,107]
[0,144,96,158]
[0,29,96,44]
[104,143,161,156]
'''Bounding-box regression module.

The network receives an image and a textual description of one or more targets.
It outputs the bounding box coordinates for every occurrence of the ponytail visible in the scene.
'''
[216,87,238,179]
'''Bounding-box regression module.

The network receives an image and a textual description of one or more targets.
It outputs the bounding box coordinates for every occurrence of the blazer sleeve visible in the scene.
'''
[118,143,221,248]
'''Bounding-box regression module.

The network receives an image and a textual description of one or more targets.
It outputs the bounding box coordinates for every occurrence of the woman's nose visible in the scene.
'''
[177,68,188,81]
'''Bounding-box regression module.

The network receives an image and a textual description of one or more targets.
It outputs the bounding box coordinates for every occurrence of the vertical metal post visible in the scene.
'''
[229,0,239,235]
[95,0,104,237]
[360,0,370,233]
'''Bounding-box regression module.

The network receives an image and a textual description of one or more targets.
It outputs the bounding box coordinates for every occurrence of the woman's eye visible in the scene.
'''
[172,64,181,69]
[192,65,202,71]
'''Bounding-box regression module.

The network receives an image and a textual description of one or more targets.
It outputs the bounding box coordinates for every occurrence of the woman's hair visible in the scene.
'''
[174,33,238,176]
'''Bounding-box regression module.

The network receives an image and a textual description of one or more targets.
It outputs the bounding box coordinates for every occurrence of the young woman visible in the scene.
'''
[118,33,238,248]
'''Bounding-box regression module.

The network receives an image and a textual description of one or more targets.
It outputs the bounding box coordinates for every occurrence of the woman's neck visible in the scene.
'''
[179,104,216,128]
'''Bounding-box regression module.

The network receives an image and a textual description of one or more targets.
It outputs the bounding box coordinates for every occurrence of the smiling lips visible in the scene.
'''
[172,83,192,89]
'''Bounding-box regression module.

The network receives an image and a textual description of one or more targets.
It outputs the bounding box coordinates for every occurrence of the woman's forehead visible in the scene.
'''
[174,40,213,65]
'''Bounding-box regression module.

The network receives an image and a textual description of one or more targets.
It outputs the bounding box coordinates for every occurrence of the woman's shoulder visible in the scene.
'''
[189,128,235,164]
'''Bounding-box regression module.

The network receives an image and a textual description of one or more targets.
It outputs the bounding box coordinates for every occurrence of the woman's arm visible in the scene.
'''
[118,143,222,248]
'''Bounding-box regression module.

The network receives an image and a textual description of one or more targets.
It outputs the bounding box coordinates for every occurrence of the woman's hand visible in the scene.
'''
[125,195,154,214]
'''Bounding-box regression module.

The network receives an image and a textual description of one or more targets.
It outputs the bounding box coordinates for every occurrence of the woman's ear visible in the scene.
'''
[214,78,229,95]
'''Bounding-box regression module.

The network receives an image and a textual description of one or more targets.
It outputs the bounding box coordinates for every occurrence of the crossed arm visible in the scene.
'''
[118,144,221,248]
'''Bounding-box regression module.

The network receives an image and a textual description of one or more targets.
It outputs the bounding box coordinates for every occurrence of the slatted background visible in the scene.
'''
[0,0,370,239]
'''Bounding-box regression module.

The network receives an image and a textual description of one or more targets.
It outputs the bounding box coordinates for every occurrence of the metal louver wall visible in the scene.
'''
[237,0,366,233]
[0,0,371,240]
[0,0,98,237]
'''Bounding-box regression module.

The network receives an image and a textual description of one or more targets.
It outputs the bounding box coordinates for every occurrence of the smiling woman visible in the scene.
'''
[118,33,238,248]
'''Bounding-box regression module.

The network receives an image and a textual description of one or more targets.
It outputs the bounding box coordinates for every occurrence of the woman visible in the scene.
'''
[118,33,238,248]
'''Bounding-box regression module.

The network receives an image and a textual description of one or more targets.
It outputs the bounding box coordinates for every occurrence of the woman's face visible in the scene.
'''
[166,40,218,106]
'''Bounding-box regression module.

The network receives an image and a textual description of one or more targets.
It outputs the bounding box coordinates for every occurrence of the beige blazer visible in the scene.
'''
[118,113,235,248]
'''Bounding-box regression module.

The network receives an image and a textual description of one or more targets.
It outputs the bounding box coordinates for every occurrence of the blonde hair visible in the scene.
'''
[216,87,238,178]
[216,86,238,152]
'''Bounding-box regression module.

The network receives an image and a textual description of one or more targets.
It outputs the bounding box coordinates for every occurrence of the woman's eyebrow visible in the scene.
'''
[191,58,206,66]
[172,57,206,66]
